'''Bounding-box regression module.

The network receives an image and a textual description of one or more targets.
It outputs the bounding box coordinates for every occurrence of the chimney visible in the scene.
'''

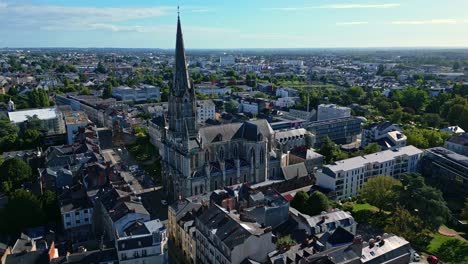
[368,238,375,248]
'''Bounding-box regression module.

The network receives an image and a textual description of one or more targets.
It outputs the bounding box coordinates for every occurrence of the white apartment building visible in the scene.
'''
[317,104,351,121]
[196,100,216,124]
[361,121,407,150]
[276,87,298,98]
[317,145,423,200]
[61,201,94,230]
[275,97,299,108]
[113,84,160,102]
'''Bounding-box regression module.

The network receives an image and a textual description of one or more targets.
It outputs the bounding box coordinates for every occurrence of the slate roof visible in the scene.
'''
[282,162,309,180]
[5,250,50,264]
[199,119,272,146]
[50,248,118,264]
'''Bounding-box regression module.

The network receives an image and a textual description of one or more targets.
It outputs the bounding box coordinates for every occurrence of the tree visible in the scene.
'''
[398,173,450,230]
[224,100,239,114]
[347,86,364,100]
[2,189,45,233]
[319,136,339,164]
[291,191,309,211]
[102,83,113,99]
[95,61,107,74]
[0,118,19,151]
[40,190,60,224]
[23,129,41,149]
[306,191,330,216]
[276,235,295,250]
[364,143,379,154]
[0,158,33,192]
[384,205,431,247]
[360,176,402,213]
[376,64,385,75]
[435,239,468,263]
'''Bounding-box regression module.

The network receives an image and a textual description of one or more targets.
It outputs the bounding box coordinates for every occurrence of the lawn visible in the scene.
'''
[352,203,379,213]
[427,233,454,252]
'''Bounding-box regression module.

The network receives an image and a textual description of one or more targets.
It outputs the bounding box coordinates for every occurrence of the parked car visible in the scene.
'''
[413,252,420,262]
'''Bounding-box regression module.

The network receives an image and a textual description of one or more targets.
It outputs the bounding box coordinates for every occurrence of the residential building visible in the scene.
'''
[317,104,351,121]
[195,204,276,264]
[219,55,235,66]
[307,117,362,146]
[112,84,160,102]
[317,146,423,200]
[361,121,407,150]
[116,219,168,264]
[8,107,66,135]
[275,97,299,108]
[196,100,215,124]
[360,234,414,264]
[290,208,357,237]
[421,147,468,196]
[444,133,468,156]
[63,111,88,144]
[276,87,298,98]
[286,108,317,122]
[59,188,94,242]
[275,128,314,151]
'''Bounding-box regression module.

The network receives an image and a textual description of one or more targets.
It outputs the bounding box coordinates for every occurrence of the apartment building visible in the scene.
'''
[113,84,160,102]
[307,117,362,146]
[317,146,423,200]
[317,104,351,121]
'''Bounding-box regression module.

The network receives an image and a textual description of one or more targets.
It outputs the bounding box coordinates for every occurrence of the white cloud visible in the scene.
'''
[265,3,400,11]
[0,1,215,32]
[391,19,458,25]
[336,21,369,26]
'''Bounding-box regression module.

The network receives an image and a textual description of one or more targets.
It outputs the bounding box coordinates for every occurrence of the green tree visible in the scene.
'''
[276,235,295,249]
[384,205,431,247]
[347,86,364,100]
[102,83,113,99]
[435,239,468,263]
[23,129,41,149]
[319,136,339,164]
[2,189,45,233]
[291,191,309,211]
[376,64,385,75]
[398,173,450,230]
[393,87,429,112]
[40,190,60,224]
[364,143,380,154]
[306,191,330,216]
[0,118,19,151]
[224,100,239,114]
[95,61,107,74]
[0,158,33,192]
[360,176,402,213]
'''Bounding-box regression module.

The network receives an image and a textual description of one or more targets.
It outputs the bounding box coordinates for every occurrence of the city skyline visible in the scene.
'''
[1,0,468,49]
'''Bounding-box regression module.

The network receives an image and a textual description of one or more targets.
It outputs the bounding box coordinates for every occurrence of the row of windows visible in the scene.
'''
[65,209,89,218]
[66,217,89,226]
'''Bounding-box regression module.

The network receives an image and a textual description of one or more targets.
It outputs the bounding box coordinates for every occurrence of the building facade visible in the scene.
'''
[317,104,351,121]
[307,117,362,146]
[317,146,423,200]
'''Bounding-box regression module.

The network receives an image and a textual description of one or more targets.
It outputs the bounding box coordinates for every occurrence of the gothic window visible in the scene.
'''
[194,186,198,195]
[219,147,224,161]
[214,181,218,190]
[243,174,247,183]
[260,148,265,164]
[250,148,255,164]
[205,150,210,163]
[200,185,204,194]
[233,145,238,159]
[229,177,233,186]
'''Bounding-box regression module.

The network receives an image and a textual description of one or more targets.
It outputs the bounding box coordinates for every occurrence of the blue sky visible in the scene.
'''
[1,0,468,48]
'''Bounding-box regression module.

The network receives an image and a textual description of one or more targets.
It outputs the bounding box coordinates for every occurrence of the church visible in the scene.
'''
[161,14,317,200]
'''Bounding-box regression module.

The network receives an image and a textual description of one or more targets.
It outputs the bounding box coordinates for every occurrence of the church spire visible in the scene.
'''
[173,9,191,95]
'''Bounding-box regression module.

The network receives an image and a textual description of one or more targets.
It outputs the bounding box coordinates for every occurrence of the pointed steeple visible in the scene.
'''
[173,11,191,95]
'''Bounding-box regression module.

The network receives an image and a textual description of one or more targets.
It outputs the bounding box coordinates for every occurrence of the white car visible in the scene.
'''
[413,253,420,262]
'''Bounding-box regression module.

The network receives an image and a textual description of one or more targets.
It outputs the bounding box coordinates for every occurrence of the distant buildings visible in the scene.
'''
[361,121,407,150]
[276,87,298,98]
[219,55,235,66]
[317,146,422,200]
[317,104,351,121]
[112,84,160,102]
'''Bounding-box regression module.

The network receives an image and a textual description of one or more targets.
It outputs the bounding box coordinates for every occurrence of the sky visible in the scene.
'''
[1,0,468,49]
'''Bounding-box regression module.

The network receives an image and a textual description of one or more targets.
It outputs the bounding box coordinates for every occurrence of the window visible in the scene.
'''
[76,220,80,224]
[250,148,255,164]
[229,177,233,186]
[205,150,210,162]
[260,148,264,164]
[215,181,218,190]
[66,222,71,226]
[84,218,89,222]
[121,253,127,260]
[75,212,80,216]
[65,213,70,218]
[233,145,238,158]
[244,174,247,183]
[142,250,147,256]
[83,209,88,214]
[219,147,224,161]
